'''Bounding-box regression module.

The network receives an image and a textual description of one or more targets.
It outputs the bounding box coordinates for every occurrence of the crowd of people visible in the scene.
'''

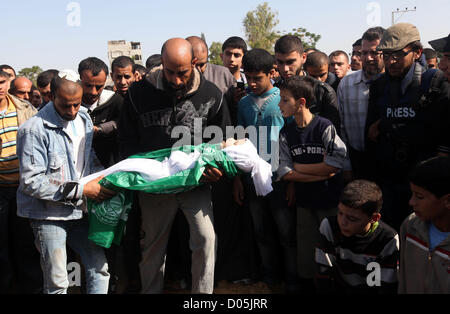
[0,22,449,295]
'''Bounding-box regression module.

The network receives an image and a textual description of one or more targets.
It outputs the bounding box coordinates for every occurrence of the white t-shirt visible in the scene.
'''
[62,114,86,178]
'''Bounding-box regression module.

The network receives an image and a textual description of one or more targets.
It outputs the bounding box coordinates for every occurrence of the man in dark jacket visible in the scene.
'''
[365,23,450,231]
[118,38,231,294]
[274,35,340,130]
[79,57,124,168]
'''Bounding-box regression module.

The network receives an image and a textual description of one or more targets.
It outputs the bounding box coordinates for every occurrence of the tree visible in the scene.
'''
[208,42,223,66]
[243,2,321,53]
[18,66,43,86]
[243,2,279,53]
[278,27,321,50]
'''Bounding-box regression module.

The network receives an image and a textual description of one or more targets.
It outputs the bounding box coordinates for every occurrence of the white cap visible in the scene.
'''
[58,69,80,82]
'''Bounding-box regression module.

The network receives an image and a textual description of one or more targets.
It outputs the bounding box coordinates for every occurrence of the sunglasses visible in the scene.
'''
[382,48,414,61]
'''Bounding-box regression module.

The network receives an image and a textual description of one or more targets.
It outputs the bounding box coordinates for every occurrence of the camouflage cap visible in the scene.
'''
[377,23,421,51]
[428,34,450,53]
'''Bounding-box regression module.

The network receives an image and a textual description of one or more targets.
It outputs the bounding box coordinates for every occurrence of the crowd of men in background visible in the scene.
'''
[0,22,449,295]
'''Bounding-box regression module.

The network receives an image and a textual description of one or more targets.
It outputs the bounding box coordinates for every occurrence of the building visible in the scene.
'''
[107,40,143,66]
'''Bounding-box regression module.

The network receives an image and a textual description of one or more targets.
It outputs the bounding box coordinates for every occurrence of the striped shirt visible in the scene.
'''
[0,95,19,186]
[337,70,375,171]
[315,216,399,294]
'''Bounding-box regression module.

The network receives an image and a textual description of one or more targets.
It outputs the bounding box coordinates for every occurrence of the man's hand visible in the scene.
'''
[286,181,296,207]
[201,166,223,183]
[233,176,245,206]
[368,120,380,143]
[83,176,117,202]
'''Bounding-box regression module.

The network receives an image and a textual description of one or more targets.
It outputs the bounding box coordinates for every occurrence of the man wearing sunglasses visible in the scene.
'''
[365,23,450,232]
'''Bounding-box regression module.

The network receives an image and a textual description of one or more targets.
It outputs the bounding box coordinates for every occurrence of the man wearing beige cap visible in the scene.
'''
[365,23,450,231]
[429,34,450,81]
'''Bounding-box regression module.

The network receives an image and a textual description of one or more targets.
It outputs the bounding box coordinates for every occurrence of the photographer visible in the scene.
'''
[365,23,450,231]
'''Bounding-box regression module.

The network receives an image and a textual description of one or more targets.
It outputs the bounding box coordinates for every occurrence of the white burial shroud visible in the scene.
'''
[80,139,273,196]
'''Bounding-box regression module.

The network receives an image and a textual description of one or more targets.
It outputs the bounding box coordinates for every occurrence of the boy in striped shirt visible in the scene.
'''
[315,180,399,294]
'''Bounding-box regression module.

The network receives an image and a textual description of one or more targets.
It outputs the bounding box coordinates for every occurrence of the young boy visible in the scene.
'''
[315,180,399,294]
[277,75,347,292]
[399,156,450,294]
[234,48,299,292]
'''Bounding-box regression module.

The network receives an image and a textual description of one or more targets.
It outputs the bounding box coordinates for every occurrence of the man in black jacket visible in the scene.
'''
[365,23,450,231]
[118,38,231,294]
[79,57,124,168]
[274,35,340,131]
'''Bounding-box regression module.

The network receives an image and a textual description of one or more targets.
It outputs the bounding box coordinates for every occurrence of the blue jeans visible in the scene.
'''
[245,179,298,288]
[30,217,110,294]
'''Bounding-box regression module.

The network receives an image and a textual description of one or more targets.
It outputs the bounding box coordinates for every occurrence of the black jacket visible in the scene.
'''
[84,91,124,168]
[365,63,450,180]
[118,68,231,159]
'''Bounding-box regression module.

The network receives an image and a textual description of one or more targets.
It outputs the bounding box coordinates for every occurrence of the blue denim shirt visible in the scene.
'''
[16,102,103,220]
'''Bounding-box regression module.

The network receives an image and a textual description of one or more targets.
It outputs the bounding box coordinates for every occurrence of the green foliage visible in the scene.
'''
[243,2,279,53]
[209,42,223,66]
[278,27,321,50]
[18,66,42,86]
[243,2,321,53]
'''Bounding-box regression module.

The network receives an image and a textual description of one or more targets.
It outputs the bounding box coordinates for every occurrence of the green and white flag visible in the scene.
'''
[83,140,273,248]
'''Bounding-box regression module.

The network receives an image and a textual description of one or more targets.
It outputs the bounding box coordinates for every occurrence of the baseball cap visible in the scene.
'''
[428,34,450,53]
[377,23,421,51]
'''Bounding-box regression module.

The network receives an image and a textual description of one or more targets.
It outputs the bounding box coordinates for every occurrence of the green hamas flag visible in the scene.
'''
[87,143,240,248]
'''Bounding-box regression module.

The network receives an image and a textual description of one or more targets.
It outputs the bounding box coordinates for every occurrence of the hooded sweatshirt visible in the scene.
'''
[118,66,231,159]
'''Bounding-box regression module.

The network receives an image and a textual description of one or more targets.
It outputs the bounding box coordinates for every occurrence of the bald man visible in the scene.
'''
[9,77,33,101]
[17,72,115,294]
[186,36,236,95]
[118,38,231,294]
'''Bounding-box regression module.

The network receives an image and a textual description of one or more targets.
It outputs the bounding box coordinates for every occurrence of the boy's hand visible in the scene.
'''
[83,176,117,202]
[201,166,223,183]
[233,176,245,206]
[233,88,246,103]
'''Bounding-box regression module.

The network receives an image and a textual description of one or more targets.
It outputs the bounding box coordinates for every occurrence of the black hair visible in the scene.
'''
[0,71,10,79]
[146,54,162,70]
[329,50,349,63]
[78,57,108,77]
[242,48,274,74]
[362,27,386,42]
[222,36,247,53]
[352,38,362,47]
[111,56,135,73]
[36,69,59,88]
[304,51,329,70]
[0,64,15,76]
[274,35,304,54]
[423,48,437,60]
[278,76,316,108]
[407,40,423,52]
[409,156,450,198]
[134,64,147,75]
[340,180,383,216]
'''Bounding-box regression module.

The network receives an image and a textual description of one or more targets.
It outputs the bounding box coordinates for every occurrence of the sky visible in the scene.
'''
[2,0,449,73]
